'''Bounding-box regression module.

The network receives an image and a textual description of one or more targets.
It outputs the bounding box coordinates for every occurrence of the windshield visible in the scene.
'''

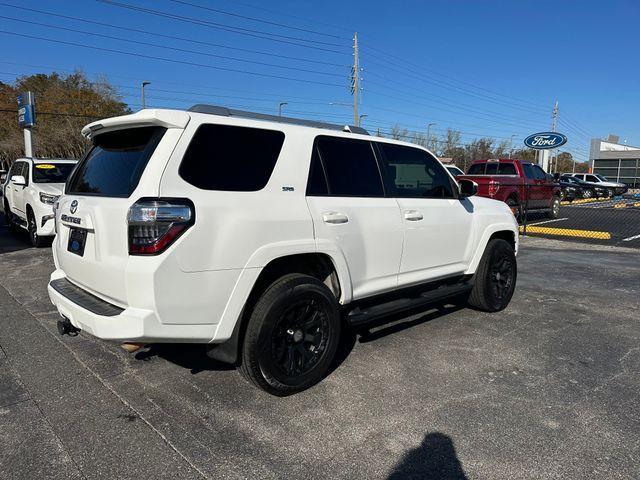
[595,174,608,181]
[33,163,77,183]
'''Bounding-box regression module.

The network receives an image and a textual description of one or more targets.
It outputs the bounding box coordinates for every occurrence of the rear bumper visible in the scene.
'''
[47,273,216,343]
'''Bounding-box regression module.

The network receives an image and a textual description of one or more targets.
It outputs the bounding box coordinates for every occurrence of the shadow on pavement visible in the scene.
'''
[134,344,235,374]
[388,432,468,480]
[0,212,33,254]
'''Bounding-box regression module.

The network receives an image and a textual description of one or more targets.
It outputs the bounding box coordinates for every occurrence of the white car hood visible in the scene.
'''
[36,183,65,195]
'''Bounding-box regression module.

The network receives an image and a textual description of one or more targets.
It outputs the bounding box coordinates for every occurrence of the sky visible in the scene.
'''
[1,0,639,164]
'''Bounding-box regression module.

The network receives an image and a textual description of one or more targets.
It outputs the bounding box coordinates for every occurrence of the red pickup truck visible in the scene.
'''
[458,159,561,220]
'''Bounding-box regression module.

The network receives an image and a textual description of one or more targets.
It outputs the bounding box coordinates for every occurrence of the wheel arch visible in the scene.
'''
[207,250,351,365]
[465,224,518,275]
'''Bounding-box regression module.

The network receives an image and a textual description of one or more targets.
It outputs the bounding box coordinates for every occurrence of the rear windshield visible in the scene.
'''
[33,163,76,183]
[467,162,517,175]
[66,126,166,197]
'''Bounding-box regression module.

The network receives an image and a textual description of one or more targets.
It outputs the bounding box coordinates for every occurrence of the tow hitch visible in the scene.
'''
[57,317,80,336]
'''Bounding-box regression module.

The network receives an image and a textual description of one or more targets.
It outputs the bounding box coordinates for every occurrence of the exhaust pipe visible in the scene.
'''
[120,343,145,353]
[57,317,80,336]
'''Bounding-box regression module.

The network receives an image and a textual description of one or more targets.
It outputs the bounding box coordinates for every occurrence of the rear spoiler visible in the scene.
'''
[81,109,190,139]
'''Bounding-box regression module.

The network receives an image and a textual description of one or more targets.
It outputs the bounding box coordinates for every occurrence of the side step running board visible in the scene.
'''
[346,282,472,327]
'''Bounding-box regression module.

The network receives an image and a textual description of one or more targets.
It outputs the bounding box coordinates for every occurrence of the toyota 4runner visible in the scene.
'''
[48,105,519,395]
[3,158,78,246]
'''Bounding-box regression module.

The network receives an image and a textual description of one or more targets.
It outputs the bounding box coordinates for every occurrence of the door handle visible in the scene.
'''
[322,212,349,224]
[404,210,423,221]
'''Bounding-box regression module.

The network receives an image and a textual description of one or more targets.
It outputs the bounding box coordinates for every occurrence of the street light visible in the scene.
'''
[141,81,150,109]
[278,102,288,117]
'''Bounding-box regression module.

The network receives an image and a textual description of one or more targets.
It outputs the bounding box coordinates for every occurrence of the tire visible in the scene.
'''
[467,239,517,312]
[583,189,593,199]
[607,188,614,198]
[3,199,18,232]
[27,210,46,247]
[239,273,341,396]
[506,197,522,223]
[547,196,561,218]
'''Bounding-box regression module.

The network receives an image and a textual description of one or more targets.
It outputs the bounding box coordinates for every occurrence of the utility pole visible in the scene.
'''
[141,81,150,109]
[351,32,360,127]
[427,123,436,150]
[278,102,288,117]
[551,100,558,132]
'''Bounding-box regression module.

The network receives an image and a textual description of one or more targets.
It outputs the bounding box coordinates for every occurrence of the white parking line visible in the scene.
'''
[622,233,640,242]
[527,218,568,226]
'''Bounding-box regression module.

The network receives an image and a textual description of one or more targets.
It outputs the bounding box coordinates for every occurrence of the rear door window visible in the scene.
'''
[314,136,384,197]
[179,124,285,191]
[67,126,166,197]
[377,142,455,199]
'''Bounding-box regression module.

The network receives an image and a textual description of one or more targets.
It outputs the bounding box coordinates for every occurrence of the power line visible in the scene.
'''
[0,30,346,88]
[0,14,346,78]
[95,0,349,53]
[164,0,348,40]
[0,2,348,68]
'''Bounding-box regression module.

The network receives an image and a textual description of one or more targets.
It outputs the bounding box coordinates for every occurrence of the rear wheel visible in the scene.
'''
[548,196,561,218]
[467,239,517,312]
[27,210,46,247]
[3,199,18,232]
[239,273,341,395]
[583,189,593,199]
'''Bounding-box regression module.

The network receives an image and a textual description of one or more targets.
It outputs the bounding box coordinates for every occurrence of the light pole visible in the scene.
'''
[278,102,288,117]
[141,81,150,109]
[427,123,436,150]
[358,114,367,127]
[509,134,517,158]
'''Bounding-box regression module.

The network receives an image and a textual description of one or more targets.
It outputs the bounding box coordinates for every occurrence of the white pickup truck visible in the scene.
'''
[47,106,518,395]
[2,158,77,246]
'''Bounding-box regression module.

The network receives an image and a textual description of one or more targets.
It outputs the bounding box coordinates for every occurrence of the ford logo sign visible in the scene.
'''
[524,132,567,150]
[70,200,78,214]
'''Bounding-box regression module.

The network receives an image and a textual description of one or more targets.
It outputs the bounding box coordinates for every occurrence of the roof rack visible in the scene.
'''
[188,104,369,135]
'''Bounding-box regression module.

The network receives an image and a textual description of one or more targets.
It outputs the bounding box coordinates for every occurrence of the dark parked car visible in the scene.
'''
[560,175,607,199]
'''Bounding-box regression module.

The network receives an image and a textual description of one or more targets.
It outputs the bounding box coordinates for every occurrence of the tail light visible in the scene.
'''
[488,180,500,197]
[127,198,194,255]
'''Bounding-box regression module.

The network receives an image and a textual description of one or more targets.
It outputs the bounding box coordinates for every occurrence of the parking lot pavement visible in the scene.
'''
[0,231,639,479]
[523,196,640,247]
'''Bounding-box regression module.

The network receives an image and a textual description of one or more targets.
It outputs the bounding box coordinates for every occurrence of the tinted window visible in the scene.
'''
[67,127,166,197]
[315,136,383,197]
[33,163,76,184]
[377,143,455,198]
[467,163,485,175]
[485,163,498,175]
[522,164,536,179]
[180,124,284,191]
[498,163,517,175]
[306,147,328,195]
[586,175,598,182]
[533,165,547,180]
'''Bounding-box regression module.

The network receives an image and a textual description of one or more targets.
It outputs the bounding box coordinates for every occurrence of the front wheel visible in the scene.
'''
[548,196,561,218]
[27,211,46,247]
[239,273,341,395]
[467,238,517,312]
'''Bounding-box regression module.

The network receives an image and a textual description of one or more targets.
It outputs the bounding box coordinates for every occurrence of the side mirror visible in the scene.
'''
[11,175,26,186]
[458,179,477,198]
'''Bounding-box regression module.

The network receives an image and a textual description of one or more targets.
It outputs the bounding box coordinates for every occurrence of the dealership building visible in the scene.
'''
[589,135,640,188]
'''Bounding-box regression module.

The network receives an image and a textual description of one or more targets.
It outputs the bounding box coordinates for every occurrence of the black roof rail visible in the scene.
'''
[188,104,369,135]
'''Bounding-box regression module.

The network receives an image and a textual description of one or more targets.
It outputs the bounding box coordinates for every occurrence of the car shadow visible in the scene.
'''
[138,301,467,381]
[387,432,468,479]
[0,212,36,254]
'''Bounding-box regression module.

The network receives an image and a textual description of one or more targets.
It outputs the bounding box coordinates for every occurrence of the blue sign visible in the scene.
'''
[524,132,567,149]
[17,92,36,128]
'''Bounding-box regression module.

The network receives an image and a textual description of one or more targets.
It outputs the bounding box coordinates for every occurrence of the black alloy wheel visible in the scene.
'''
[467,238,517,312]
[270,298,329,378]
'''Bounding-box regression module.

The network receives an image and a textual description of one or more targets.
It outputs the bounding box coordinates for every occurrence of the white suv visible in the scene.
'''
[48,106,518,395]
[2,158,78,246]
[570,173,628,196]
